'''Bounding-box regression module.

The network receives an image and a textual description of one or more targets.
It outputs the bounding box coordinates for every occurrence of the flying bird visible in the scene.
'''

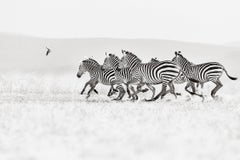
[46,47,51,56]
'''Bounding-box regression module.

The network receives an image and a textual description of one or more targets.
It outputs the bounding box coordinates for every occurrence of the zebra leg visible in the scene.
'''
[93,89,98,94]
[185,82,204,100]
[185,82,195,95]
[113,85,126,100]
[108,88,118,97]
[137,83,145,92]
[130,86,138,101]
[86,82,98,99]
[196,82,204,89]
[125,83,132,98]
[144,84,156,101]
[159,82,177,99]
[167,82,177,99]
[138,84,149,93]
[141,88,149,93]
[107,85,113,97]
[107,84,119,97]
[200,83,204,88]
[211,80,223,99]
[118,86,126,100]
[148,84,167,101]
[196,82,199,88]
[129,82,146,101]
[135,79,148,93]
[81,81,98,95]
[80,81,89,94]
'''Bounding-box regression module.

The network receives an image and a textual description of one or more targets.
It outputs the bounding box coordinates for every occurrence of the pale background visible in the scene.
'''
[1,0,240,44]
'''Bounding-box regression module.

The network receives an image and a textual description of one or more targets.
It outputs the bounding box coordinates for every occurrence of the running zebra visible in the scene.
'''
[102,53,148,99]
[78,58,100,95]
[119,50,181,101]
[76,58,125,100]
[80,58,120,97]
[150,57,204,96]
[172,51,237,99]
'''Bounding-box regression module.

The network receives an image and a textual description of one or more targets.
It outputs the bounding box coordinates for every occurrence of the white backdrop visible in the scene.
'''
[0,0,240,44]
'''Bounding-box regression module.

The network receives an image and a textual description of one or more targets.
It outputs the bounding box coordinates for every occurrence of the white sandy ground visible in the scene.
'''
[0,73,239,160]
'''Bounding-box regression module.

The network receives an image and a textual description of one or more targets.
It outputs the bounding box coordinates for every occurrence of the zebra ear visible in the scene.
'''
[175,51,178,56]
[105,52,107,56]
[178,51,181,54]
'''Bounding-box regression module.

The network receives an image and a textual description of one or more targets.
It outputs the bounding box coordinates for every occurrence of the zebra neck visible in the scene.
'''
[130,61,140,71]
[85,65,100,73]
[181,61,192,71]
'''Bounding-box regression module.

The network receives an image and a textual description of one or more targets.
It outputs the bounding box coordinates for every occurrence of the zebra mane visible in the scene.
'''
[124,51,142,63]
[88,58,100,65]
[109,53,120,61]
[177,53,191,63]
[82,58,101,68]
[173,51,192,67]
[122,50,133,55]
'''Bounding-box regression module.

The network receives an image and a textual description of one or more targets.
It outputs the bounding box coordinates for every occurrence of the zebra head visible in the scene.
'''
[172,51,192,70]
[102,53,120,70]
[77,62,86,78]
[119,50,141,69]
[77,58,101,78]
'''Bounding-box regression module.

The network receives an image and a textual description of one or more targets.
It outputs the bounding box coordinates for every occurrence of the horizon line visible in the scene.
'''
[0,31,238,47]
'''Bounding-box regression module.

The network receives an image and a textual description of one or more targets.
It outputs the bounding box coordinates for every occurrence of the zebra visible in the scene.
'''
[76,58,125,100]
[80,58,120,97]
[102,53,148,99]
[172,51,237,99]
[78,58,104,95]
[150,57,204,96]
[119,50,181,101]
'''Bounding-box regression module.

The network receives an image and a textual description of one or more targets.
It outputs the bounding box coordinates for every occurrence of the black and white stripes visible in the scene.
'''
[77,50,237,101]
[172,51,237,99]
[77,58,124,99]
[120,51,181,101]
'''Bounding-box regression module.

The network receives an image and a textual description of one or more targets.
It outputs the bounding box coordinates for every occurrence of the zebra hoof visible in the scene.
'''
[131,96,137,101]
[144,98,154,102]
[93,89,98,94]
[135,95,138,100]
[176,93,182,96]
[141,88,149,93]
[145,98,156,102]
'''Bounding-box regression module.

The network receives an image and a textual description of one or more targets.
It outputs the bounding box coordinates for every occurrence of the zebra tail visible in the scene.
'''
[223,68,237,80]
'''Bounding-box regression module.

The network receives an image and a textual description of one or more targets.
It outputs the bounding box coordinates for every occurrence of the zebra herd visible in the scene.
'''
[77,50,237,101]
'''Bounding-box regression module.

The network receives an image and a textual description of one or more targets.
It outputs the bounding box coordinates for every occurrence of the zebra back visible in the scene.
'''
[172,51,237,83]
[82,58,117,85]
[121,52,181,85]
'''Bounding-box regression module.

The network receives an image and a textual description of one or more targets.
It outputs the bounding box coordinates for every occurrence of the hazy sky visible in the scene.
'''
[1,0,240,44]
